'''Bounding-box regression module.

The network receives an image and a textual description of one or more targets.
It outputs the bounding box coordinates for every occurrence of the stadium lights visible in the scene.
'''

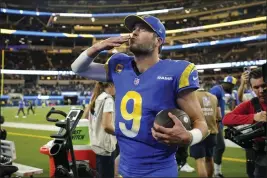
[0,7,184,18]
[1,60,266,75]
[1,34,266,52]
[136,9,168,16]
[1,16,265,38]
[166,16,266,34]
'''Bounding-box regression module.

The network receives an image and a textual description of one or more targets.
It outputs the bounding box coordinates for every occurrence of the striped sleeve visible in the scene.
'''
[176,62,199,94]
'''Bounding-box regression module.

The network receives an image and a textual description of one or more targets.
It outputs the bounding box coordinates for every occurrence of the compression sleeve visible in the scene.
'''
[71,49,107,82]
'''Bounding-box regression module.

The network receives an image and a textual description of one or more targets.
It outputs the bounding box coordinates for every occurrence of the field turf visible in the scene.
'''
[1,106,247,177]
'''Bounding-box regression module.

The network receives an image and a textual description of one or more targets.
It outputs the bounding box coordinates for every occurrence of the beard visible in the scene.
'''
[129,42,156,57]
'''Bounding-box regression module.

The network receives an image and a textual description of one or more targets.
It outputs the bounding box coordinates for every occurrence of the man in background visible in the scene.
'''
[27,100,35,115]
[190,83,221,177]
[209,76,236,178]
[15,99,26,118]
[223,68,267,178]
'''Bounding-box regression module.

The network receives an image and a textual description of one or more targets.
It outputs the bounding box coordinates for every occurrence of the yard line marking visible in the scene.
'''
[9,132,51,140]
[8,132,247,163]
[223,157,246,163]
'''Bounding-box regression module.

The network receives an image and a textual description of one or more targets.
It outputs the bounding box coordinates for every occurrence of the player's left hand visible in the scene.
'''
[151,112,192,146]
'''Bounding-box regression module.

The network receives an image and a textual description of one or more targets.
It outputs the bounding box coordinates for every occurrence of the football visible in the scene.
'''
[154,108,192,130]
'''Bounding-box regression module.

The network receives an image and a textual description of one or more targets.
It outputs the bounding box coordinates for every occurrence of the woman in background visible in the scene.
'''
[85,82,117,178]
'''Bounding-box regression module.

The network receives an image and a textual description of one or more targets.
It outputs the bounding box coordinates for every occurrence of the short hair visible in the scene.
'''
[249,68,262,86]
[152,33,162,54]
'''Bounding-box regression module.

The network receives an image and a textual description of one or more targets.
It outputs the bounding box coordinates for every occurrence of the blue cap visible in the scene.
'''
[124,15,166,43]
[223,76,237,85]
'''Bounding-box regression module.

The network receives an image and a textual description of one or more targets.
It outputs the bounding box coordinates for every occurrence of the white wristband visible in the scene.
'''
[189,129,203,146]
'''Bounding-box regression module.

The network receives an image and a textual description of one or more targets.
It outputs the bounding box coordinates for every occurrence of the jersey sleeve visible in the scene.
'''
[103,97,115,113]
[209,86,221,100]
[104,53,119,82]
[104,53,131,82]
[223,101,254,125]
[175,62,199,95]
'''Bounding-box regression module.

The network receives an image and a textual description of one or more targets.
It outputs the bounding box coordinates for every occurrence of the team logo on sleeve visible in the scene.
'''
[193,76,198,81]
[115,64,124,73]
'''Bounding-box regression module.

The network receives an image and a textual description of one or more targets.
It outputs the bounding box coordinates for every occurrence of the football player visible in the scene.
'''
[209,76,236,178]
[71,15,208,177]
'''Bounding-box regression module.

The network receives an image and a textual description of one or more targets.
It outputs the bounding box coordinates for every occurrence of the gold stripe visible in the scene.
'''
[223,157,246,163]
[1,50,4,96]
[8,132,51,140]
[232,77,237,85]
[179,63,195,88]
[63,33,78,38]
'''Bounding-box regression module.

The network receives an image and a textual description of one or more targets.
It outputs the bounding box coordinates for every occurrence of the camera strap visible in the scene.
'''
[251,97,262,113]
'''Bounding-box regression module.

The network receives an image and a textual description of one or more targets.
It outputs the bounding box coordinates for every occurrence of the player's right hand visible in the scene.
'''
[93,35,131,51]
[152,112,192,146]
[254,111,267,122]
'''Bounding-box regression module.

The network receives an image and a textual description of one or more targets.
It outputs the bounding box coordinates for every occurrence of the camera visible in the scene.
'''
[243,66,251,73]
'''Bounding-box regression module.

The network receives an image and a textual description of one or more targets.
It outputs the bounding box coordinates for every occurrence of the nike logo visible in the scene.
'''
[193,76,198,80]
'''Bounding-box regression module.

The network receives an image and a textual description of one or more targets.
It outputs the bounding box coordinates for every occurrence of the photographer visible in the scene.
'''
[223,67,267,178]
[237,68,256,103]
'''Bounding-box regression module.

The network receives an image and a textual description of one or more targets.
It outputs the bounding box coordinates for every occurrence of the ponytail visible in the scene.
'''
[89,82,102,114]
[89,82,112,114]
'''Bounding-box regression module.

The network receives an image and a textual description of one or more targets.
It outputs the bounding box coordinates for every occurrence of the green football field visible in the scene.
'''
[1,106,80,125]
[1,106,247,177]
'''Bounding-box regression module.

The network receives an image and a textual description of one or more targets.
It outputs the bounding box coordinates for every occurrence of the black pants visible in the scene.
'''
[190,134,216,159]
[246,149,256,178]
[213,128,225,165]
[17,108,25,116]
[254,164,267,178]
[27,107,35,115]
[254,152,267,178]
[115,143,120,158]
[96,151,115,178]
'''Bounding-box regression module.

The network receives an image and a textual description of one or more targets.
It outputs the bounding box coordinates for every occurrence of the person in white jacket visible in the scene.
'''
[86,82,117,178]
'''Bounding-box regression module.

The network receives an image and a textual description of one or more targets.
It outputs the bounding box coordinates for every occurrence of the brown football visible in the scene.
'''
[154,108,192,130]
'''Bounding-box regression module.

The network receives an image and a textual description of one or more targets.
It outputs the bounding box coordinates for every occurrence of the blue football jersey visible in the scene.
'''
[19,100,25,108]
[106,53,199,177]
[209,85,225,117]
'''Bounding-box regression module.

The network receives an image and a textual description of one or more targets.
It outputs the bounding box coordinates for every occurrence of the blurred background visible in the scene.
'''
[0,0,266,107]
[0,0,266,177]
